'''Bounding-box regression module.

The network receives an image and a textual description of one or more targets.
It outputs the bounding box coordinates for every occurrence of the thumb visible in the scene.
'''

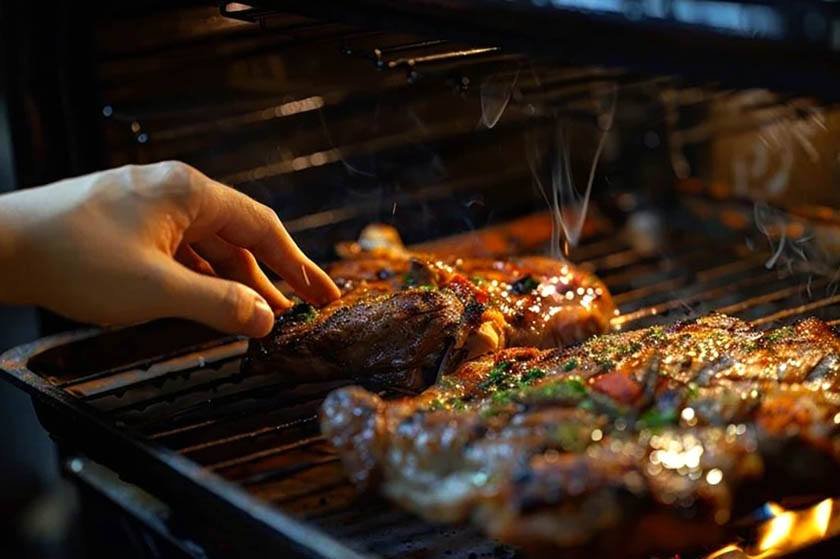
[163,263,276,337]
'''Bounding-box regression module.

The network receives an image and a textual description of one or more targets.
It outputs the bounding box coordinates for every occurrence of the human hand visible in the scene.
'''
[0,161,340,337]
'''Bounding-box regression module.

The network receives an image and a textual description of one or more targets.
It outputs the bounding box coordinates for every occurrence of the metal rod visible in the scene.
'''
[208,435,330,472]
[608,243,753,304]
[714,279,829,316]
[751,294,840,327]
[136,396,328,441]
[179,419,322,455]
[385,46,501,69]
[237,457,341,486]
[373,39,448,59]
[272,480,352,506]
[611,270,807,327]
[147,418,220,441]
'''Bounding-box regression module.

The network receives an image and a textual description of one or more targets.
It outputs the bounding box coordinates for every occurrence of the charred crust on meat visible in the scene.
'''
[323,314,840,551]
[246,251,615,391]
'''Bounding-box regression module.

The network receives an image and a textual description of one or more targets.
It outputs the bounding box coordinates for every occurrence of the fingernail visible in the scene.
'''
[248,297,275,337]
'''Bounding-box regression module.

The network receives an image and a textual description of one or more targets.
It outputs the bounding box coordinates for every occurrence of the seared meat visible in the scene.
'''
[330,252,614,349]
[244,225,615,384]
[244,287,468,390]
[322,315,840,554]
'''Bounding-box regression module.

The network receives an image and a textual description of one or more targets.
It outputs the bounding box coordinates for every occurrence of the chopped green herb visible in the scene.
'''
[479,361,514,391]
[562,358,579,372]
[685,383,700,402]
[418,284,436,292]
[470,276,485,286]
[740,339,759,352]
[491,389,516,405]
[584,392,629,419]
[286,303,318,324]
[427,398,445,411]
[532,378,588,401]
[595,356,615,369]
[578,399,596,412]
[521,368,546,383]
[437,377,457,390]
[637,407,678,430]
[766,326,795,343]
[479,374,591,417]
[511,275,540,295]
[584,332,647,370]
[427,396,466,412]
[552,423,589,452]
[646,326,666,343]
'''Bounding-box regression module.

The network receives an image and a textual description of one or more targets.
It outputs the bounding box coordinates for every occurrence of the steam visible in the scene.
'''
[528,86,618,258]
[754,202,794,271]
[480,69,520,129]
[752,202,840,295]
[557,86,618,248]
[526,138,561,258]
[317,106,376,178]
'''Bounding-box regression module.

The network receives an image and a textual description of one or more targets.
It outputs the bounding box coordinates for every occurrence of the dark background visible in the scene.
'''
[2,1,839,557]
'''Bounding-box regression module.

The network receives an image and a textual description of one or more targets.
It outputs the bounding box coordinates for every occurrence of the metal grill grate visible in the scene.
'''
[32,209,835,559]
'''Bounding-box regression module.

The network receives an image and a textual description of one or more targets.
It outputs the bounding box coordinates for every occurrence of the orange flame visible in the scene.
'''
[706,499,839,559]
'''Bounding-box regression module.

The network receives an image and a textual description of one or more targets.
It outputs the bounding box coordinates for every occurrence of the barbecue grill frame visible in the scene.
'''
[0,330,372,559]
[1,207,838,558]
[0,4,837,555]
[235,0,840,102]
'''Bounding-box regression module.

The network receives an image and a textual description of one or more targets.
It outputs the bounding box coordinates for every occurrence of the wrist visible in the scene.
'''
[0,190,38,305]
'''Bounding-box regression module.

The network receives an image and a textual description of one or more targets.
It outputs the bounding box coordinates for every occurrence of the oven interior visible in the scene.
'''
[2,2,840,558]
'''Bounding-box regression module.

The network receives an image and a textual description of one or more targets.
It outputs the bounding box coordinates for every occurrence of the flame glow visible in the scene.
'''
[705,498,839,559]
[755,498,834,556]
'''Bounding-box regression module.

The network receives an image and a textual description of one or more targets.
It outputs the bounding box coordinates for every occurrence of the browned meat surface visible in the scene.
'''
[244,287,468,390]
[321,315,840,555]
[244,225,615,385]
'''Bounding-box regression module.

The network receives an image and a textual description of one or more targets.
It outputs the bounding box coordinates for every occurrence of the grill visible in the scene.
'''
[3,207,839,558]
[2,2,840,558]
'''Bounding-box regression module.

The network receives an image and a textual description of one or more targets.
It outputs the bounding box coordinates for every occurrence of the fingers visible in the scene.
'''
[161,261,277,337]
[174,244,216,276]
[234,216,340,306]
[176,166,341,306]
[191,236,293,310]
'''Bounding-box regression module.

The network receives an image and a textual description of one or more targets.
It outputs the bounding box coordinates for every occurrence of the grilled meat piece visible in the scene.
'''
[244,225,615,384]
[322,315,840,554]
[244,287,466,390]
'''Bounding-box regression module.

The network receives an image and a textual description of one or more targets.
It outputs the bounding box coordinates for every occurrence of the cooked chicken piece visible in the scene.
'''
[322,315,840,555]
[244,225,615,385]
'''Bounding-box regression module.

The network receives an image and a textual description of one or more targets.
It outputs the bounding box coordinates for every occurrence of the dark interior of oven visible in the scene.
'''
[2,2,840,558]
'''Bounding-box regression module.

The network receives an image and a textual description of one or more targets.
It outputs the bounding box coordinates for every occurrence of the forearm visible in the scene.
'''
[0,189,36,305]
[0,162,338,335]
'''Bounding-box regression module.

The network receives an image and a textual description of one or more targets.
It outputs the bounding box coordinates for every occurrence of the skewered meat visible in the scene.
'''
[321,314,840,555]
[244,225,615,386]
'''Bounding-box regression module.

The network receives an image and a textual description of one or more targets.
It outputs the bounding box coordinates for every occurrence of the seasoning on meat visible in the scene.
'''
[321,314,840,553]
[243,225,615,386]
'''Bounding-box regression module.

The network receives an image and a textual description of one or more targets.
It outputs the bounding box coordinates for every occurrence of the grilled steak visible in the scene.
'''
[244,225,615,385]
[321,315,840,554]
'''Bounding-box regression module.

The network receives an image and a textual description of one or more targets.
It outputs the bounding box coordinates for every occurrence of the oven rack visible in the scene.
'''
[3,207,839,559]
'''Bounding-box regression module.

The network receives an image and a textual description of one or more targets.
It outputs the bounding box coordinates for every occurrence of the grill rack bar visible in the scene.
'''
[5,207,835,559]
[209,435,330,472]
[72,215,837,454]
[108,225,838,487]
